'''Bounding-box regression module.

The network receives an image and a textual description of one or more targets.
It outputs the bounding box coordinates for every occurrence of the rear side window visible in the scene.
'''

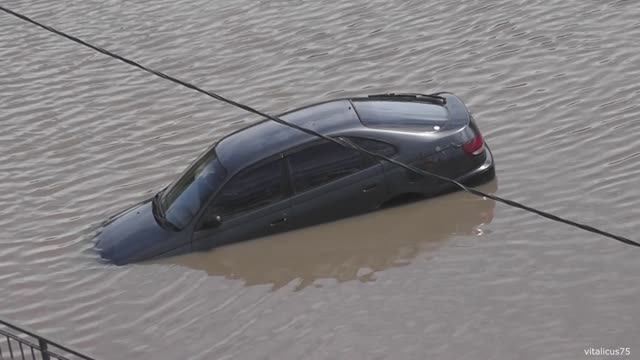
[207,159,284,218]
[288,141,366,193]
[346,137,397,157]
[353,100,449,131]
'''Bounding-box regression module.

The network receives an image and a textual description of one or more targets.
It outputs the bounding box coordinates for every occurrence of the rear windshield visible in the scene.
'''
[353,100,449,131]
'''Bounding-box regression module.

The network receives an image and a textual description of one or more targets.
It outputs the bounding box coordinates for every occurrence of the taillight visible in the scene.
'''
[463,132,484,156]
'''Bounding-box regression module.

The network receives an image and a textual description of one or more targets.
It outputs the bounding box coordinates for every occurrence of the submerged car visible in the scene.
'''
[96,92,495,264]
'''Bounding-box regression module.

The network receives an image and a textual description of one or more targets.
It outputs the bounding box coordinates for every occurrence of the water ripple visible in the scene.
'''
[1,0,639,358]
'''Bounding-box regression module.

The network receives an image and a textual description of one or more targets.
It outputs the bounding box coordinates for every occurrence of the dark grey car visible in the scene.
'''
[96,93,495,264]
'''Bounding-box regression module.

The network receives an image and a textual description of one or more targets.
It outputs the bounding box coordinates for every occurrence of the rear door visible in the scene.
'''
[286,139,387,229]
[191,156,291,251]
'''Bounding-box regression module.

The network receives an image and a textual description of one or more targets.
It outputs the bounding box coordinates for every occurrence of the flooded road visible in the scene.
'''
[1,0,640,358]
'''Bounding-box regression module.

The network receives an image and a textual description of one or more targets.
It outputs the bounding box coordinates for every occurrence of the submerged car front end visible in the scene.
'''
[96,147,229,264]
[95,196,190,265]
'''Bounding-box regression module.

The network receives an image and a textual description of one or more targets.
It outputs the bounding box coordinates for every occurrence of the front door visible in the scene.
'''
[192,157,290,251]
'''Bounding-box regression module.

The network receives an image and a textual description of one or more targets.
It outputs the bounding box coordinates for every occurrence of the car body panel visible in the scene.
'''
[288,163,387,230]
[96,200,190,265]
[192,198,292,251]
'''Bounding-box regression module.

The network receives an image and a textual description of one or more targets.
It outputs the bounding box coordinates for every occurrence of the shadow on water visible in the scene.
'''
[154,180,497,291]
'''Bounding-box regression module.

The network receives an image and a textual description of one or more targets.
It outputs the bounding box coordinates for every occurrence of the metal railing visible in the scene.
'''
[0,318,95,360]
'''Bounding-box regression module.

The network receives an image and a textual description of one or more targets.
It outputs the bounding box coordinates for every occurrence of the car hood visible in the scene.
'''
[95,199,188,265]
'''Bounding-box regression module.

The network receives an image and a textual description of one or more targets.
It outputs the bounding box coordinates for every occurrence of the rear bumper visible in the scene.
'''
[456,143,495,186]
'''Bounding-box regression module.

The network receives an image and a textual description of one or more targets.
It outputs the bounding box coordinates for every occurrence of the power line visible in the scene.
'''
[1,5,637,248]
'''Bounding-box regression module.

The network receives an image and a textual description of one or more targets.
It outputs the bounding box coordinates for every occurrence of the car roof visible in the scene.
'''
[216,100,361,174]
[215,93,470,174]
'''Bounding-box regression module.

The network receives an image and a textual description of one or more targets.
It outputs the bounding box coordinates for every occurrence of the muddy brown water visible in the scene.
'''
[1,0,640,359]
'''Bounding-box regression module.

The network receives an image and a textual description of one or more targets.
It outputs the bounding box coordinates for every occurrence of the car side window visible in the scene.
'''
[200,159,284,226]
[288,140,366,193]
[346,137,397,157]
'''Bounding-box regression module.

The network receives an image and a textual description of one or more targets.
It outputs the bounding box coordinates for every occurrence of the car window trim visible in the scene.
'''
[194,153,289,230]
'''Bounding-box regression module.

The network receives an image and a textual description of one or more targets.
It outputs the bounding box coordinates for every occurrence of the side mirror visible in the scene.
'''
[203,215,223,229]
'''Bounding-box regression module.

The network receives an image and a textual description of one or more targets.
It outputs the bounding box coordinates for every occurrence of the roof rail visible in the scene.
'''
[0,318,95,360]
[366,93,447,105]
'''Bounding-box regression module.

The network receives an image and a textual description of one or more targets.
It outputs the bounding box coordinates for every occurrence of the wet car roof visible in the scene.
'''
[216,100,360,174]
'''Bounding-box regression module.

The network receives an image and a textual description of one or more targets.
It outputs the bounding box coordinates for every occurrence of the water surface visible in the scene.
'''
[1,0,639,358]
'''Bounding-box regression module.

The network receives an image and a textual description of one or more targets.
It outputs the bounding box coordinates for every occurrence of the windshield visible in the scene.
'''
[160,149,227,229]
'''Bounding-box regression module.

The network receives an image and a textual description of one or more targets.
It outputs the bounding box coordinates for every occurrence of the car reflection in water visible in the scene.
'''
[152,180,497,291]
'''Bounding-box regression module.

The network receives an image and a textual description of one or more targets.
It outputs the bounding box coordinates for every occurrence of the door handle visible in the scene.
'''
[270,217,288,227]
[361,184,378,193]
